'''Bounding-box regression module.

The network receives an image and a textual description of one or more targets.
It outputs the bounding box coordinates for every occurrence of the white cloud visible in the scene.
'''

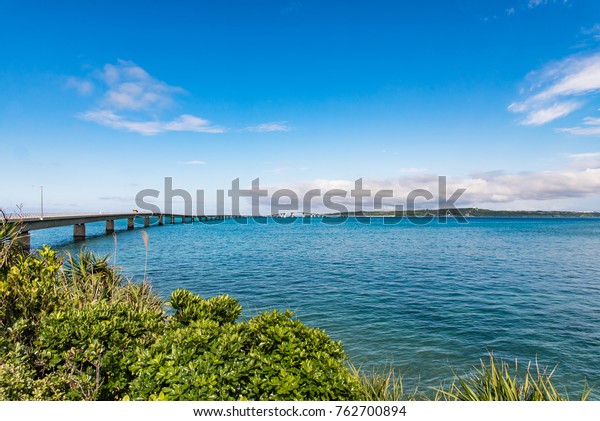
[71,60,284,136]
[558,112,600,135]
[509,51,600,129]
[65,77,94,95]
[79,110,224,136]
[178,160,207,165]
[581,23,600,41]
[261,152,600,212]
[99,60,183,111]
[583,116,600,125]
[533,57,600,101]
[246,122,290,132]
[557,126,600,136]
[569,152,600,160]
[528,0,569,8]
[528,0,547,8]
[519,101,582,125]
[566,151,600,169]
[163,115,224,133]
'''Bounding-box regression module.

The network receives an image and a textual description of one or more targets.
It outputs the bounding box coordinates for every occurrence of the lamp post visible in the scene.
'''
[33,185,44,219]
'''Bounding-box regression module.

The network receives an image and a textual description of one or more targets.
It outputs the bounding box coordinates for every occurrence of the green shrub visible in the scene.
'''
[127,309,360,400]
[0,246,63,343]
[36,300,165,400]
[169,288,242,326]
[0,341,69,400]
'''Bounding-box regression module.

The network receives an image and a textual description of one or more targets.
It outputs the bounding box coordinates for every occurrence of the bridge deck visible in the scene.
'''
[4,212,241,233]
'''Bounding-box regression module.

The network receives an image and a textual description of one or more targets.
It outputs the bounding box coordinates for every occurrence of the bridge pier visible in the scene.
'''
[74,224,85,241]
[106,220,114,234]
[127,218,134,230]
[144,216,150,227]
[158,215,164,226]
[16,231,30,252]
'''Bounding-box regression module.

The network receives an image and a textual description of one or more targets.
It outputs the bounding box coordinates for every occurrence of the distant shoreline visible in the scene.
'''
[321,208,600,218]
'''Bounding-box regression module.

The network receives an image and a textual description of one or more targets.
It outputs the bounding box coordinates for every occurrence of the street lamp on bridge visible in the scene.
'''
[32,185,44,219]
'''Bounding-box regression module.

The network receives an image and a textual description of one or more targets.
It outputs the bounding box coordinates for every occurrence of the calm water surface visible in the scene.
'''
[31,217,600,397]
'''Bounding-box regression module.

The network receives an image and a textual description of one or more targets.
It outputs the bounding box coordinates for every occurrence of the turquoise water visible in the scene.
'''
[32,217,600,397]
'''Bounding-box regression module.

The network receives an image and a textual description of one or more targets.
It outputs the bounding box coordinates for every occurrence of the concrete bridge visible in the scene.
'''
[6,212,244,250]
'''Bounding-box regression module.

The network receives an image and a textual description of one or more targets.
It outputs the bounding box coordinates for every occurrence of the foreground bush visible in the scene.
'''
[128,309,357,400]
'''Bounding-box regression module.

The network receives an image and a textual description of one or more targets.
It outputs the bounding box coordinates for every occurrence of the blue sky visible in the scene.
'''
[2,0,600,213]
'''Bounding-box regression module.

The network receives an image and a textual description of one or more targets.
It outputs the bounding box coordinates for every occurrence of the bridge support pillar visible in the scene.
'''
[144,216,150,227]
[182,216,187,223]
[16,231,30,252]
[158,215,164,226]
[127,218,134,230]
[74,224,86,241]
[106,220,114,234]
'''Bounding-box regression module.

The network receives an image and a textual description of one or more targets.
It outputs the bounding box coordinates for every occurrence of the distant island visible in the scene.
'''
[325,208,600,218]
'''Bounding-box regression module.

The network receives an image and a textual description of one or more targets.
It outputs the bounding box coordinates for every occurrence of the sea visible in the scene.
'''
[30,216,600,398]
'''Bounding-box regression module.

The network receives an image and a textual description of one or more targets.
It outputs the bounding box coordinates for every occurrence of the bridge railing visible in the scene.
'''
[3,212,155,221]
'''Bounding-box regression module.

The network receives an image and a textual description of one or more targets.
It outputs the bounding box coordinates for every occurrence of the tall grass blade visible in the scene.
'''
[434,354,590,401]
[141,231,149,282]
[112,231,118,266]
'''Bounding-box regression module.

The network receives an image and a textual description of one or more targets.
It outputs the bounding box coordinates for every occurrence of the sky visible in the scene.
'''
[2,0,600,214]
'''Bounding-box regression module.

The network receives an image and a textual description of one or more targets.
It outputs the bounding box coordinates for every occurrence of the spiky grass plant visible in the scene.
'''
[112,231,118,267]
[61,249,123,302]
[60,248,162,312]
[0,210,25,271]
[141,231,149,282]
[435,354,592,401]
[349,363,419,401]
